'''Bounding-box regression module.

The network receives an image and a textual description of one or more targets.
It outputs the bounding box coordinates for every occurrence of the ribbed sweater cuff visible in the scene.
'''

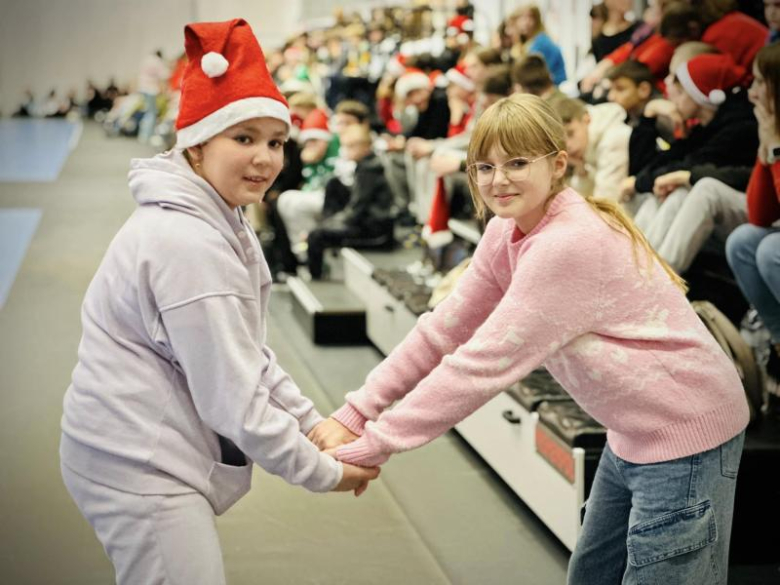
[331,403,368,435]
[336,434,390,467]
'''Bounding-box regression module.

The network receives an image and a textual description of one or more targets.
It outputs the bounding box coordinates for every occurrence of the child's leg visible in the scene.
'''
[567,445,632,585]
[62,463,226,585]
[727,225,780,342]
[618,432,744,585]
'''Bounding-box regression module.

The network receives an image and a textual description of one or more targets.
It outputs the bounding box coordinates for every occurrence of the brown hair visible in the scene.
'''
[482,64,513,97]
[551,97,588,124]
[335,99,370,123]
[466,94,687,292]
[755,43,780,136]
[512,4,545,41]
[511,54,553,95]
[606,60,655,87]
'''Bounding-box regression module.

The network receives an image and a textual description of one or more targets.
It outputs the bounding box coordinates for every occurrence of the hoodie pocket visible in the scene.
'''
[206,460,253,515]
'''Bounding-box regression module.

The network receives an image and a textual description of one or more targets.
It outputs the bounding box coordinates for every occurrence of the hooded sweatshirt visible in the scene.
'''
[61,150,341,514]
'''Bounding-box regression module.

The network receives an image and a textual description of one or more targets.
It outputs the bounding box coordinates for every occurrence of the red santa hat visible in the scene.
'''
[395,68,433,100]
[447,14,474,37]
[386,54,408,78]
[298,108,332,143]
[175,18,291,149]
[445,62,475,92]
[422,178,454,249]
[674,54,747,108]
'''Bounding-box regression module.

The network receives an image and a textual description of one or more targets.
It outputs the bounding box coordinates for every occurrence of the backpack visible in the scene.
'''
[692,300,763,423]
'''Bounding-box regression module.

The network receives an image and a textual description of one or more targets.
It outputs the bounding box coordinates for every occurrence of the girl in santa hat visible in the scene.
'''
[312,93,748,584]
[59,19,378,584]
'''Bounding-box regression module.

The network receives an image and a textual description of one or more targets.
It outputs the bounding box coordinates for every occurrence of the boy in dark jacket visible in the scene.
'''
[307,125,394,279]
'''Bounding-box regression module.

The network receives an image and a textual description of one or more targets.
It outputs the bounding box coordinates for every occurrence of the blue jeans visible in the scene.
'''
[726,223,780,343]
[568,432,744,585]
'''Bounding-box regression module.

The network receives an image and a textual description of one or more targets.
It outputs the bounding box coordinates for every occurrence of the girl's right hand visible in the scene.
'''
[332,463,380,496]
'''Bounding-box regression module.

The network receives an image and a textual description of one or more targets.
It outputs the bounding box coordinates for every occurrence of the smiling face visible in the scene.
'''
[476,143,567,233]
[187,117,287,209]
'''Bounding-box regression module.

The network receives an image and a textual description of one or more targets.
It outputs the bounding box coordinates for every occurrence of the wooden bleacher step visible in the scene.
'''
[287,276,368,345]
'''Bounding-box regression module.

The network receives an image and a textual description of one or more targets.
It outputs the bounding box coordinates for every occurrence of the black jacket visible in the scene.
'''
[325,153,394,230]
[634,89,758,194]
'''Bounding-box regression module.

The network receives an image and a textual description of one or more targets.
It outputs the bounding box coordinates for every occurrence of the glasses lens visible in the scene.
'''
[504,158,530,182]
[469,163,495,186]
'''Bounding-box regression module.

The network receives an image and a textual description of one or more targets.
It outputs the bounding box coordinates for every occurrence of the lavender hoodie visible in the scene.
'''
[61,150,341,514]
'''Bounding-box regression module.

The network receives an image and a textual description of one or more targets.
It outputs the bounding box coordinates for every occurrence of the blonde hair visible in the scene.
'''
[466,94,687,292]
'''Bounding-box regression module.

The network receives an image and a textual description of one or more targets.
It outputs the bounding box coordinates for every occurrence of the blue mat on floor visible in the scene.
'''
[0,119,81,182]
[0,208,42,309]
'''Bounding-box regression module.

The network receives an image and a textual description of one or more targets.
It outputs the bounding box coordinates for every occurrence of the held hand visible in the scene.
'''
[652,170,690,198]
[308,418,359,451]
[407,137,433,160]
[644,99,684,132]
[332,462,380,496]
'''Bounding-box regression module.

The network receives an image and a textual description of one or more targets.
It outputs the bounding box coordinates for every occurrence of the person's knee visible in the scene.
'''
[755,235,780,281]
[726,224,759,265]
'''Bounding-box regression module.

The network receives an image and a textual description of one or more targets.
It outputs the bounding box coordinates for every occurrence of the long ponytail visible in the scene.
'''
[583,194,688,293]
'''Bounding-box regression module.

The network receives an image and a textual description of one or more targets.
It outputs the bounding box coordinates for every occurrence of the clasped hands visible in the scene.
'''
[308,418,379,497]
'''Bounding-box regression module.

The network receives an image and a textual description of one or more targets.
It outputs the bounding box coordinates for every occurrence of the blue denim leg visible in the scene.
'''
[726,224,780,343]
[568,433,744,585]
[567,446,632,585]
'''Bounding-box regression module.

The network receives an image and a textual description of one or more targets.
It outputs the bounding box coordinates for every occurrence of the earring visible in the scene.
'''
[194,162,201,169]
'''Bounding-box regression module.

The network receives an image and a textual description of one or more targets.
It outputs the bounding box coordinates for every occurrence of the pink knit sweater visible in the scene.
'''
[334,188,749,467]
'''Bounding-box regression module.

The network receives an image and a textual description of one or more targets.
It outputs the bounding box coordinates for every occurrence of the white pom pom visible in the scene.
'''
[708,89,725,105]
[201,52,229,78]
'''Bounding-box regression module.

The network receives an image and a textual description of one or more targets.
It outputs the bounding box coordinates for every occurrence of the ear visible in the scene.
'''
[186,144,204,165]
[638,81,652,100]
[553,150,568,179]
[582,112,591,125]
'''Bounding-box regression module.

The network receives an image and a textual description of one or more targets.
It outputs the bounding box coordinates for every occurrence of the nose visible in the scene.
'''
[251,143,272,166]
[491,165,510,187]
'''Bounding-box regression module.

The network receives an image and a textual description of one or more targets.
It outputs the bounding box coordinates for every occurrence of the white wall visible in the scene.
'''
[0,0,302,115]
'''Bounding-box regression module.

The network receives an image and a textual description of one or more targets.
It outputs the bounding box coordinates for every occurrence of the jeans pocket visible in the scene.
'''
[720,433,744,479]
[627,500,717,569]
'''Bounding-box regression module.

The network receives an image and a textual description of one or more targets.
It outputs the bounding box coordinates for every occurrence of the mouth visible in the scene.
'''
[243,176,268,186]
[494,193,518,201]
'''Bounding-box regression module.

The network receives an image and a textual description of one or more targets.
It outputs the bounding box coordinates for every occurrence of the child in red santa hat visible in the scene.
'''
[60,18,378,584]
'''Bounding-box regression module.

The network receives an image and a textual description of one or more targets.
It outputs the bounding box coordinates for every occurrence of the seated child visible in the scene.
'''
[307,125,394,279]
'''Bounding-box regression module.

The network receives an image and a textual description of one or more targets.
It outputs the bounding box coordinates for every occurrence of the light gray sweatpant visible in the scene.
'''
[633,179,747,273]
[61,462,226,585]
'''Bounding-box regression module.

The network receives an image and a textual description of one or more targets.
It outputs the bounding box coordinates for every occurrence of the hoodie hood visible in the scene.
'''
[128,149,248,258]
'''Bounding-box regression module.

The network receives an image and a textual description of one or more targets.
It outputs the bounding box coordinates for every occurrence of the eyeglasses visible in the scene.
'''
[466,152,558,186]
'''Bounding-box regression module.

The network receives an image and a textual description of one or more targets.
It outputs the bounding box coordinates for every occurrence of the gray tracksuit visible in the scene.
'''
[61,149,341,515]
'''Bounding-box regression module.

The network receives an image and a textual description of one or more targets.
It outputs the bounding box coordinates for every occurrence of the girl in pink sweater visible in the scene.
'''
[311,94,749,583]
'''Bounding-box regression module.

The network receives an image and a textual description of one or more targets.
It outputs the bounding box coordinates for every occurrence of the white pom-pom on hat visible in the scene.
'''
[708,89,725,105]
[201,52,229,78]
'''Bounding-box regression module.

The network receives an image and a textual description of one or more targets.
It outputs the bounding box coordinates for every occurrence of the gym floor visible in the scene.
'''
[0,120,776,584]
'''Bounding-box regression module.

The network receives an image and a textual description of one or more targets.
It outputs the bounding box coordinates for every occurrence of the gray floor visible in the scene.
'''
[0,122,569,584]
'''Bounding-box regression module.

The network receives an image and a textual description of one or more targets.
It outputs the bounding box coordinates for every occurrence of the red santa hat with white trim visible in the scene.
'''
[298,108,332,143]
[674,53,746,108]
[447,14,474,37]
[395,68,433,100]
[445,62,475,92]
[175,18,291,149]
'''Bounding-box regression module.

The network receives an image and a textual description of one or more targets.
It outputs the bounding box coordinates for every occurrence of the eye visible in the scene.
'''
[234,134,252,145]
[506,158,529,169]
[475,163,494,173]
[269,139,285,149]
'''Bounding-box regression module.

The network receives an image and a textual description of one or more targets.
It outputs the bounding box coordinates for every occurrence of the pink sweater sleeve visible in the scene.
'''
[332,219,507,434]
[337,229,602,466]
